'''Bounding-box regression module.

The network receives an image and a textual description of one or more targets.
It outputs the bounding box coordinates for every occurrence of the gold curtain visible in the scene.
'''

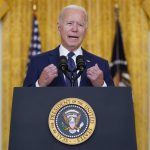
[0,0,9,18]
[0,0,149,150]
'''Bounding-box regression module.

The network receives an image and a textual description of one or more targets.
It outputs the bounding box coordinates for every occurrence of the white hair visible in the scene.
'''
[58,5,88,27]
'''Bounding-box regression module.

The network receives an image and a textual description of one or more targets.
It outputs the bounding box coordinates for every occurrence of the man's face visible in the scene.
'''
[58,9,87,51]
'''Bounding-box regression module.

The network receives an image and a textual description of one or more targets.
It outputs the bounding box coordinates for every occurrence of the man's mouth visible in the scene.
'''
[68,36,79,39]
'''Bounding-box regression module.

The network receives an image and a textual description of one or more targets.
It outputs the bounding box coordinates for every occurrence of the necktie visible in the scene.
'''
[65,52,78,86]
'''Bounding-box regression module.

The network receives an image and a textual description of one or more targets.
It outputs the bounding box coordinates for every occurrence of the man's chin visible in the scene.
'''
[69,42,81,47]
[67,45,80,51]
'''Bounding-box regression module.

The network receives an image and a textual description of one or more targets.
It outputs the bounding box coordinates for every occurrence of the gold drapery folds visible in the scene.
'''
[142,0,150,19]
[0,0,149,150]
[0,0,9,18]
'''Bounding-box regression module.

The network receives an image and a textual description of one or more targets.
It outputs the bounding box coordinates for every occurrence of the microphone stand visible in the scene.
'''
[61,69,75,87]
[62,69,85,87]
[66,69,76,87]
[71,71,76,87]
[70,69,84,87]
[59,55,85,87]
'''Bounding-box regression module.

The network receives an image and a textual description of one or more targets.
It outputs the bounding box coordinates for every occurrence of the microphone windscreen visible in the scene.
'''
[59,56,68,71]
[76,55,86,71]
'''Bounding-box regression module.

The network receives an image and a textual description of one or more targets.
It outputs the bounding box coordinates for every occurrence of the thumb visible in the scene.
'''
[95,64,100,69]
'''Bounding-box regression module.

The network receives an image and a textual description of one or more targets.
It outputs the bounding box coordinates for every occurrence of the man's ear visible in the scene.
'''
[57,22,61,34]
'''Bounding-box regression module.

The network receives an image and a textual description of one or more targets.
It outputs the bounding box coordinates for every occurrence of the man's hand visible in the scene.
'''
[87,64,104,87]
[38,64,58,87]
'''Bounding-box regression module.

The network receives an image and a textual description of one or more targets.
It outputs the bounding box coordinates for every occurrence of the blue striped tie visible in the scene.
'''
[65,52,78,86]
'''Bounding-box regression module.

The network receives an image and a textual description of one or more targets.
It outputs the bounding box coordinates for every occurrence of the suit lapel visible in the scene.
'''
[80,49,94,86]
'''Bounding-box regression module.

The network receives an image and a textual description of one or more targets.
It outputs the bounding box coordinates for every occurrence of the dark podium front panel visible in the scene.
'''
[9,87,137,150]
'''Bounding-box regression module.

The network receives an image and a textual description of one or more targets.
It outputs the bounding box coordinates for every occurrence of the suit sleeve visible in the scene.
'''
[103,61,114,86]
[23,57,40,87]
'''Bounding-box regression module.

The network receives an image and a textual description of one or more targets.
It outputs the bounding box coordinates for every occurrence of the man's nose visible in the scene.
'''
[72,23,78,32]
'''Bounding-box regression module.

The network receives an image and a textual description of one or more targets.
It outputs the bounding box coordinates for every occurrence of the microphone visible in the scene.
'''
[59,56,68,72]
[76,55,86,72]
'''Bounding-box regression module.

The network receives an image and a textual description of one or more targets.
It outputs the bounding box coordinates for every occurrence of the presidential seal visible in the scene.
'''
[48,98,96,145]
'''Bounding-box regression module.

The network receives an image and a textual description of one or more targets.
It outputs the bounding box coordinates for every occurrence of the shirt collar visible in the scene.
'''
[59,44,83,57]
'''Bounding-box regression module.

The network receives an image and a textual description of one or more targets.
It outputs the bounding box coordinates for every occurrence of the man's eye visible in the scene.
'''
[67,22,72,25]
[78,23,84,27]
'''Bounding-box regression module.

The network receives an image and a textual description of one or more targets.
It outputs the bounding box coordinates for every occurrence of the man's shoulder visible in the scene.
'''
[82,48,108,63]
[30,46,59,61]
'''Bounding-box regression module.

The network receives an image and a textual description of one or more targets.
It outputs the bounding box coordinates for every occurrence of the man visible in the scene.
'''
[23,5,114,87]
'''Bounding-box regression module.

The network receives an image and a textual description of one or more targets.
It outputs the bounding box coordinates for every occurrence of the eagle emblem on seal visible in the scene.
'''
[62,109,84,134]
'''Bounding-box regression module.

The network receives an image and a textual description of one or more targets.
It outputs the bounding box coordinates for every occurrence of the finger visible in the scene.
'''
[49,71,58,77]
[87,66,95,72]
[53,73,58,77]
[44,64,57,70]
[87,73,92,79]
[48,64,56,67]
[49,64,57,69]
[45,66,58,74]
[87,69,94,75]
[88,65,98,73]
[45,72,58,81]
[94,64,100,70]
[48,67,58,73]
[87,73,96,81]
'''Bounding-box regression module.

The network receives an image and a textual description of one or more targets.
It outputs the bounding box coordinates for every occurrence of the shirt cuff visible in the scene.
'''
[35,80,40,87]
[102,81,107,87]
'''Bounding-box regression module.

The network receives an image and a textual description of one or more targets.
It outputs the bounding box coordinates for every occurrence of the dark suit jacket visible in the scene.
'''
[23,46,114,87]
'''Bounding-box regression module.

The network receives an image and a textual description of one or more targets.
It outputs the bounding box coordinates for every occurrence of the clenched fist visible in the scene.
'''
[87,64,104,87]
[38,64,58,87]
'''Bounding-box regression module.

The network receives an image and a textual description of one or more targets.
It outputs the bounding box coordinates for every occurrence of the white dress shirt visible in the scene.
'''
[59,44,82,86]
